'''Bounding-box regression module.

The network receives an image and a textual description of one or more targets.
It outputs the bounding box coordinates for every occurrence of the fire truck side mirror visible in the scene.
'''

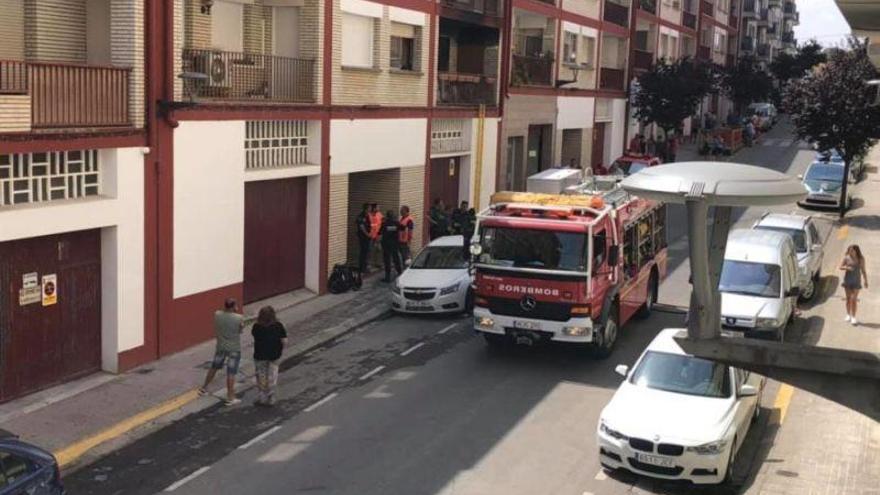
[607,245,620,267]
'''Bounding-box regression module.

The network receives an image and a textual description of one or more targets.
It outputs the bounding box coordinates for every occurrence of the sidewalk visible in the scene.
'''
[744,146,880,495]
[0,275,392,470]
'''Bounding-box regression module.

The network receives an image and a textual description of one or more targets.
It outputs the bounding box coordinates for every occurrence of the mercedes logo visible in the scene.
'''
[520,295,537,312]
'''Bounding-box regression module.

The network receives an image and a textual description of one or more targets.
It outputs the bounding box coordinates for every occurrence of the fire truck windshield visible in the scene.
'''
[477,227,588,273]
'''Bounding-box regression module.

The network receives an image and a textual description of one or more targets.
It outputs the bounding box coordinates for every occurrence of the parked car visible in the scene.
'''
[597,154,662,177]
[753,213,824,302]
[718,229,800,341]
[0,430,64,495]
[814,148,864,183]
[597,329,765,485]
[747,103,777,130]
[391,236,472,314]
[798,161,853,210]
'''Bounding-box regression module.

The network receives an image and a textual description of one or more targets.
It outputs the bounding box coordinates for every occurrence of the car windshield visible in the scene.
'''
[410,246,468,269]
[755,226,807,253]
[630,351,731,398]
[478,227,588,272]
[719,260,781,297]
[805,164,844,183]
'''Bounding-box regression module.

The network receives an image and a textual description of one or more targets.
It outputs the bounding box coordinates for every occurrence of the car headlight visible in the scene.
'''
[755,317,780,329]
[391,281,402,295]
[599,420,628,441]
[686,439,729,455]
[476,316,494,328]
[439,282,460,296]
[563,326,590,336]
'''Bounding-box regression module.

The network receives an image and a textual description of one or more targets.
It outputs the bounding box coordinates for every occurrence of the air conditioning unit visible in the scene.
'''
[205,52,231,88]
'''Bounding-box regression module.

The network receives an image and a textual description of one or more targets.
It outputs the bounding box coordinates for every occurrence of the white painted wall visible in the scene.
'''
[305,175,321,292]
[330,119,427,174]
[557,96,595,130]
[468,117,498,211]
[0,147,145,373]
[173,121,245,299]
[609,98,627,160]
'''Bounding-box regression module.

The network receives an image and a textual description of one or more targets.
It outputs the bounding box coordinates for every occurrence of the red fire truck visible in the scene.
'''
[470,181,668,357]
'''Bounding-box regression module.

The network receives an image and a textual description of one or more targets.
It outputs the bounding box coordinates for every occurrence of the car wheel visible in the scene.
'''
[463,289,474,315]
[723,440,737,484]
[593,303,619,359]
[637,272,658,319]
[483,333,508,348]
[799,277,815,302]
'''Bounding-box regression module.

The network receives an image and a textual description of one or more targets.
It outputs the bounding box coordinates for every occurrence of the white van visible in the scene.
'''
[718,229,799,341]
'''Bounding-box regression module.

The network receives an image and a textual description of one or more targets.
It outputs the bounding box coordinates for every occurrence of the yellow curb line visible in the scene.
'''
[838,224,849,240]
[54,389,200,468]
[772,383,795,425]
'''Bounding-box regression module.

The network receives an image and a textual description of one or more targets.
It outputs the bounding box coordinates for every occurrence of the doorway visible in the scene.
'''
[506,136,524,190]
[527,124,552,179]
[430,157,461,209]
[592,123,606,172]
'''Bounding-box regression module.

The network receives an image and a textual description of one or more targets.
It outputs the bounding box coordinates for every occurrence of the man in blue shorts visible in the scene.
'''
[199,298,244,405]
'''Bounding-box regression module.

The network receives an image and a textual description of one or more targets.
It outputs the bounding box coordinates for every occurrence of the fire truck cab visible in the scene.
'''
[471,175,668,357]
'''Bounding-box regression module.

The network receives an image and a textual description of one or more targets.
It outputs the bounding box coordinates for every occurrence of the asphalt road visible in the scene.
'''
[64,121,839,495]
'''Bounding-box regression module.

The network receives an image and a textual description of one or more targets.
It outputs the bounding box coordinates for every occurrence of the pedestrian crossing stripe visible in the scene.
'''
[761,138,795,147]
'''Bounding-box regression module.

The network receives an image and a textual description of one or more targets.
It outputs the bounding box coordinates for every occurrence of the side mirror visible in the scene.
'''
[614,364,629,378]
[786,287,801,298]
[812,243,823,252]
[469,242,483,257]
[608,245,620,266]
[797,174,804,180]
[738,384,758,397]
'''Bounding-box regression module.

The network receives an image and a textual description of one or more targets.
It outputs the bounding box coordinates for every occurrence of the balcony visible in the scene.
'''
[440,0,501,16]
[512,54,554,87]
[599,67,625,90]
[182,49,316,104]
[768,0,781,7]
[782,31,795,44]
[757,43,770,57]
[638,0,657,15]
[783,1,796,16]
[741,35,755,52]
[698,45,711,59]
[758,8,769,23]
[604,0,630,27]
[437,73,497,105]
[683,11,698,28]
[742,0,758,16]
[701,0,714,17]
[633,49,654,70]
[767,24,778,35]
[0,60,130,129]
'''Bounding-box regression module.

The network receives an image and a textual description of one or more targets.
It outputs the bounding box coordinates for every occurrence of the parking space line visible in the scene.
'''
[238,425,281,450]
[438,323,457,335]
[400,342,425,356]
[163,466,210,491]
[838,225,849,240]
[304,392,338,412]
[359,366,385,381]
[594,469,607,481]
[773,384,795,424]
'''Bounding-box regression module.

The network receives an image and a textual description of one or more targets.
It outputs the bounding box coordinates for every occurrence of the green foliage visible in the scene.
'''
[632,57,717,134]
[770,41,827,83]
[722,55,774,112]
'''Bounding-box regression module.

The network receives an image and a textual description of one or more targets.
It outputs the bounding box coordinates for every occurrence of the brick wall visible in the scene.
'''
[174,0,184,100]
[327,174,350,275]
[0,0,24,59]
[0,96,32,133]
[346,168,402,264]
[111,0,145,128]
[332,0,430,106]
[300,0,324,104]
[398,164,424,253]
[24,0,87,63]
[184,0,211,49]
[243,3,272,55]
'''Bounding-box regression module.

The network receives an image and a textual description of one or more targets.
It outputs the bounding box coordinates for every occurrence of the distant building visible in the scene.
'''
[836,0,880,67]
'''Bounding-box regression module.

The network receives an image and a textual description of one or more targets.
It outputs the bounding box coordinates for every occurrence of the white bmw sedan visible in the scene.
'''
[391,236,472,314]
[597,329,764,485]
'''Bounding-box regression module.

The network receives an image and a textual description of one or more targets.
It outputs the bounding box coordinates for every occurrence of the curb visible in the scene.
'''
[54,302,392,471]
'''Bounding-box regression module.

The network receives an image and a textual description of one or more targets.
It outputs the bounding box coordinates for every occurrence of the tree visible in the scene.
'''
[722,55,774,114]
[632,57,717,138]
[771,41,827,84]
[785,39,880,217]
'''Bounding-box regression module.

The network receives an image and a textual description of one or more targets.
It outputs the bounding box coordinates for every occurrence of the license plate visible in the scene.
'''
[513,320,540,330]
[635,452,675,468]
[406,302,431,311]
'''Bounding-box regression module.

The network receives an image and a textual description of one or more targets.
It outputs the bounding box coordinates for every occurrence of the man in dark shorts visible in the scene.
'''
[199,298,244,406]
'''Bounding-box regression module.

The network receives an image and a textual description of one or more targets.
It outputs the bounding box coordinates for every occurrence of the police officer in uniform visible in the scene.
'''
[380,210,403,282]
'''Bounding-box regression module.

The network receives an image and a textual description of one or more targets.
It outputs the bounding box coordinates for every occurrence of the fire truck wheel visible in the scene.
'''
[593,304,619,359]
[483,333,509,348]
[637,271,659,319]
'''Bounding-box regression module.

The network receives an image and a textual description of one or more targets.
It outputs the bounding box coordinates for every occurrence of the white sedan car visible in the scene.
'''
[597,329,765,485]
[391,236,472,314]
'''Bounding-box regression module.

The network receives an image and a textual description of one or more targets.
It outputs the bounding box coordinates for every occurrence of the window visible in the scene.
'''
[808,223,820,247]
[593,230,607,269]
[411,246,467,269]
[630,351,732,398]
[653,206,667,251]
[0,452,31,487]
[245,121,309,170]
[0,151,100,207]
[563,32,578,64]
[637,215,653,267]
[623,226,636,279]
[584,37,596,66]
[478,227,588,272]
[719,260,782,298]
[342,13,374,68]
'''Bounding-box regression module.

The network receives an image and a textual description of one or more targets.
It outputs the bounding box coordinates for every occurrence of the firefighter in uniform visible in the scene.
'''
[398,205,415,266]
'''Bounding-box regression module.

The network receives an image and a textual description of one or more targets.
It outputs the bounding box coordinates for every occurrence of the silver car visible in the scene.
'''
[798,161,852,211]
[753,213,824,301]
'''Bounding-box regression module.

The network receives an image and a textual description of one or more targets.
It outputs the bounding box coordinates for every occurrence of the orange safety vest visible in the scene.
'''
[368,211,383,240]
[399,215,414,243]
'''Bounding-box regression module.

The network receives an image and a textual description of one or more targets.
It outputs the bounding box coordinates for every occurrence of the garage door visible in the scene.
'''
[0,230,102,402]
[244,178,307,303]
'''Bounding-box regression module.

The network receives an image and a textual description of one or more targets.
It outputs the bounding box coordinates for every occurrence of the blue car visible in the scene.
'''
[0,430,64,494]
[814,148,864,182]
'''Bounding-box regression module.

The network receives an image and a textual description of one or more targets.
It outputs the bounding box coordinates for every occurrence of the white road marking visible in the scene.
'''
[304,392,338,412]
[594,470,608,481]
[438,323,456,335]
[237,425,281,450]
[359,365,386,381]
[163,466,210,491]
[400,342,425,356]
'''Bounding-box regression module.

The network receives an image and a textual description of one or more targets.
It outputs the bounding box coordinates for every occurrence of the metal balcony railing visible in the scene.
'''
[440,0,501,17]
[511,54,553,86]
[701,0,714,17]
[599,67,625,90]
[638,0,657,14]
[182,49,317,103]
[633,50,654,70]
[683,11,697,28]
[782,31,795,43]
[757,43,770,57]
[437,72,498,106]
[783,1,795,14]
[741,36,755,51]
[604,0,630,27]
[1,59,131,128]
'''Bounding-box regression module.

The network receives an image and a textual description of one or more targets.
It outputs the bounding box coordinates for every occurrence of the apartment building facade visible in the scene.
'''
[739,0,797,65]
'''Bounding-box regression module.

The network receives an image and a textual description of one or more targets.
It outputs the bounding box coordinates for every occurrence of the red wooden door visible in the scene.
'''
[244,178,307,303]
[0,230,101,402]
[429,157,461,208]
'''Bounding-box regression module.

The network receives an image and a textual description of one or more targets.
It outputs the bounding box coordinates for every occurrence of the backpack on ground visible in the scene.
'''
[328,264,353,294]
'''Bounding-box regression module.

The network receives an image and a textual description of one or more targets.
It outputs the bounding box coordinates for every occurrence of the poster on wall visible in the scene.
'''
[19,287,41,306]
[23,272,38,289]
[42,274,58,307]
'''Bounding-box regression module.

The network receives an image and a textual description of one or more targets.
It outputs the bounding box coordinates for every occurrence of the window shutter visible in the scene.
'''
[391,36,402,69]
